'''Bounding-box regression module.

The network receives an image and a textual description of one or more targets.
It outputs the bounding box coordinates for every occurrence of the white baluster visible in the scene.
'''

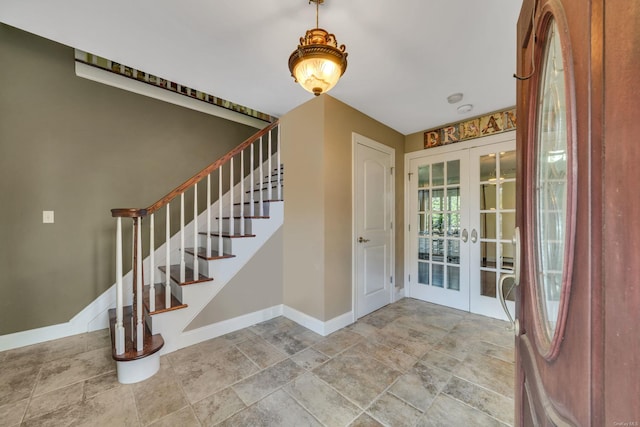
[240,150,245,235]
[193,183,199,279]
[135,218,143,351]
[268,131,273,201]
[180,193,185,283]
[250,143,255,217]
[115,217,124,355]
[165,204,171,309]
[218,166,223,256]
[229,157,235,236]
[149,213,155,313]
[206,174,211,258]
[259,137,264,216]
[277,124,282,200]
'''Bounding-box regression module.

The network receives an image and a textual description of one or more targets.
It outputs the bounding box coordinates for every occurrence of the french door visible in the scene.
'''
[407,136,516,320]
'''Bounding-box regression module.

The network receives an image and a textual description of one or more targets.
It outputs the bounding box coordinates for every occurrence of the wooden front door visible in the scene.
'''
[515,0,640,425]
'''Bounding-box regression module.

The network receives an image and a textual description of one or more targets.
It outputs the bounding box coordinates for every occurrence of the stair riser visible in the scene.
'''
[197,235,234,253]
[248,188,283,201]
[233,202,271,217]
[215,218,253,234]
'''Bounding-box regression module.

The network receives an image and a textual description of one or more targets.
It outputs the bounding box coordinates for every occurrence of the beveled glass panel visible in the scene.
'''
[480,154,497,181]
[418,165,430,187]
[432,162,445,186]
[432,189,444,211]
[432,213,444,236]
[500,212,516,240]
[418,261,429,285]
[418,189,429,211]
[432,239,445,261]
[447,266,460,291]
[481,242,497,268]
[447,160,460,185]
[480,184,497,210]
[534,18,569,343]
[432,264,444,288]
[446,188,460,211]
[447,240,460,264]
[480,213,497,239]
[481,270,497,297]
[418,213,429,236]
[418,238,430,260]
[446,213,460,237]
[500,181,516,209]
[500,151,517,179]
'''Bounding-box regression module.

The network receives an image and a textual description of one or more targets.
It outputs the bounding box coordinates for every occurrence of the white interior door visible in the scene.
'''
[406,135,516,319]
[354,135,394,318]
[469,141,517,320]
[408,150,470,311]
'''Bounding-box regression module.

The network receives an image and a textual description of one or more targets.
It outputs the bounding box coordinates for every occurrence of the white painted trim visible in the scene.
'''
[116,353,160,384]
[75,62,269,129]
[351,133,396,320]
[395,286,405,301]
[282,305,353,337]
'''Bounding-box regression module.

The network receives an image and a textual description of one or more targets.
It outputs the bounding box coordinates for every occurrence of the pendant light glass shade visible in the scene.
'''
[288,3,347,96]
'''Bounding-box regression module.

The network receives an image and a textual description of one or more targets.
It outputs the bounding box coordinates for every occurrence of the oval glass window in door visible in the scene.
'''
[531,14,576,357]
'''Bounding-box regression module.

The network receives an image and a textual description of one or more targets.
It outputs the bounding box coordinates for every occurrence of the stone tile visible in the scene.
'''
[346,320,381,338]
[373,323,433,358]
[192,387,246,426]
[44,334,88,362]
[24,382,84,421]
[393,316,450,342]
[359,309,403,329]
[172,345,259,404]
[345,340,417,373]
[313,352,401,409]
[218,389,322,427]
[284,372,361,426]
[313,329,362,357]
[83,371,121,399]
[432,334,469,360]
[232,359,304,405]
[235,335,287,369]
[0,398,29,426]
[0,364,40,406]
[250,316,299,337]
[84,329,111,352]
[443,376,514,425]
[471,340,515,363]
[34,347,115,396]
[367,393,422,427]
[290,347,330,370]
[22,386,139,427]
[221,328,258,345]
[132,362,188,425]
[348,412,384,427]
[420,349,461,372]
[148,406,200,427]
[454,352,514,398]
[388,362,451,412]
[1,342,49,370]
[262,327,323,356]
[417,394,509,427]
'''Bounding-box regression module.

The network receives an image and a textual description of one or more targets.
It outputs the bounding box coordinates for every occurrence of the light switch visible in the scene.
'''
[43,210,54,223]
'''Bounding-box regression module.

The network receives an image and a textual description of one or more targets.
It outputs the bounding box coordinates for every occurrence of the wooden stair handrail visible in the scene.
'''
[111,120,279,218]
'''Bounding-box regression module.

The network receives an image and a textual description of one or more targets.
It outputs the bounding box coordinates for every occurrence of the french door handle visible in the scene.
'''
[499,273,516,328]
[470,229,478,243]
[512,226,521,286]
[461,229,468,243]
[358,237,370,243]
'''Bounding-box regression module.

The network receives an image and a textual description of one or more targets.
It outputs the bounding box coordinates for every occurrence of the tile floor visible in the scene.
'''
[0,298,515,426]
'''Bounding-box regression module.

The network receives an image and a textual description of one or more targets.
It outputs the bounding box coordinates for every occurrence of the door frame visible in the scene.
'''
[352,132,396,321]
[404,131,516,309]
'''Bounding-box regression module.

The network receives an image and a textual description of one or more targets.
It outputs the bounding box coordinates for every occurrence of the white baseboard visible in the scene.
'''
[394,286,405,301]
[282,305,353,337]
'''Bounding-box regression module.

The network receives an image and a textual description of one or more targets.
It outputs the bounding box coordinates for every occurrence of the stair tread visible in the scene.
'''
[158,265,214,285]
[200,232,256,238]
[143,284,187,315]
[233,199,282,206]
[184,247,235,260]
[108,306,164,361]
[216,216,269,220]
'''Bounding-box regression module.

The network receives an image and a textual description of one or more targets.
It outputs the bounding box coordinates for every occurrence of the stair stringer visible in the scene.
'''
[149,201,283,355]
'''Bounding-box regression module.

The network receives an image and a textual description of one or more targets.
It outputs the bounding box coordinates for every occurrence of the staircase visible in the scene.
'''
[109,121,282,383]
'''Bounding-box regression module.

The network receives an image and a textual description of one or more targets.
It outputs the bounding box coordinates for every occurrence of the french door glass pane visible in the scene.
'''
[481,270,496,297]
[447,160,460,185]
[418,165,430,187]
[480,184,497,210]
[432,163,445,186]
[448,266,460,290]
[418,262,429,285]
[433,264,444,287]
[480,213,497,239]
[418,238,430,260]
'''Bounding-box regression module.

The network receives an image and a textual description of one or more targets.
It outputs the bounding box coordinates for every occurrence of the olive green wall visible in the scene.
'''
[281,95,404,322]
[405,131,425,153]
[0,24,258,335]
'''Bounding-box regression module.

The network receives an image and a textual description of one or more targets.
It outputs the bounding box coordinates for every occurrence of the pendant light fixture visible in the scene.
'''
[288,0,348,96]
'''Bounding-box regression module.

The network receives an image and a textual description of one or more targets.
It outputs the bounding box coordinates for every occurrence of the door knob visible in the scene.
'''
[461,228,469,243]
[512,227,521,286]
[470,229,478,243]
[498,273,516,328]
[358,237,370,243]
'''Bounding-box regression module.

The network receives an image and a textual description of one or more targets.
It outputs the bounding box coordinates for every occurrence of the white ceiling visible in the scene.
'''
[0,0,522,135]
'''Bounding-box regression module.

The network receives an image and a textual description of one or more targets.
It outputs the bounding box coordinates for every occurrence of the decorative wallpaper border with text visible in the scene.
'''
[74,50,275,123]
[424,107,516,149]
